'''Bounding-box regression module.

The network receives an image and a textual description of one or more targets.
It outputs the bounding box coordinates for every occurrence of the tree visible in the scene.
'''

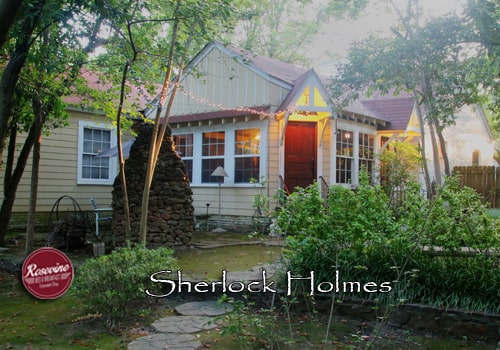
[0,0,23,48]
[0,0,110,247]
[328,0,498,192]
[136,0,237,246]
[233,0,334,64]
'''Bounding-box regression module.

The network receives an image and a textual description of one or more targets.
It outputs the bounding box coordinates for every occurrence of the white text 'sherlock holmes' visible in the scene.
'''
[145,270,392,297]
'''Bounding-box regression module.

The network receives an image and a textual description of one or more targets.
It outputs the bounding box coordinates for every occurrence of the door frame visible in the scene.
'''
[282,121,319,190]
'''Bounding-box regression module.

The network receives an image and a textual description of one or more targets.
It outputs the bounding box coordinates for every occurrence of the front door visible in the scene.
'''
[284,121,317,191]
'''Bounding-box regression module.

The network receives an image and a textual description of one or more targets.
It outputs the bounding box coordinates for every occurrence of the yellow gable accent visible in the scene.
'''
[313,86,327,107]
[296,86,310,106]
[295,85,328,108]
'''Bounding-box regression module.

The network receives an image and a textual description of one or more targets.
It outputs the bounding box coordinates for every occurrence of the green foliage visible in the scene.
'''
[232,0,331,64]
[72,245,178,330]
[379,141,421,193]
[217,294,288,349]
[277,176,500,313]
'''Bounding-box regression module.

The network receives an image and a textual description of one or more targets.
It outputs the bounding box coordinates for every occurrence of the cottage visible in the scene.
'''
[145,41,495,230]
[1,41,495,233]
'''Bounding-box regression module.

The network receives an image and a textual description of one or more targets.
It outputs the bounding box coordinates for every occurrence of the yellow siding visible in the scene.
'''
[321,120,332,185]
[0,110,117,213]
[192,186,262,217]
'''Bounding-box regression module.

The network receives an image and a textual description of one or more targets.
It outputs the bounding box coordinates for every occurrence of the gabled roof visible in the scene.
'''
[173,41,414,128]
[361,95,415,131]
[275,68,333,114]
[223,44,309,86]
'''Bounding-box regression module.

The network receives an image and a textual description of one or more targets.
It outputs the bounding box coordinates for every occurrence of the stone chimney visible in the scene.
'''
[112,123,194,247]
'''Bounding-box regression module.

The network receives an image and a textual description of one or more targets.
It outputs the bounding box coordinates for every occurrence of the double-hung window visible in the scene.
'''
[234,128,260,183]
[77,120,117,185]
[174,133,194,182]
[202,131,225,183]
[336,129,354,184]
[358,132,374,175]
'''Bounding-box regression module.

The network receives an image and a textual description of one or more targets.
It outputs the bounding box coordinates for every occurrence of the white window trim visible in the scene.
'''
[77,120,117,185]
[333,122,377,187]
[173,120,267,187]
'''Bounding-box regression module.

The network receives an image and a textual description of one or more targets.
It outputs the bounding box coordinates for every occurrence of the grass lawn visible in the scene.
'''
[0,271,129,349]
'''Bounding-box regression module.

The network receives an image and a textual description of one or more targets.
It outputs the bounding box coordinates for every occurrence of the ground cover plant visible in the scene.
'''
[275,172,500,314]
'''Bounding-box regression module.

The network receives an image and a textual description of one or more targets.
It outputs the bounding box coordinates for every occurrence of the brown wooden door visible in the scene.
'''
[284,121,317,191]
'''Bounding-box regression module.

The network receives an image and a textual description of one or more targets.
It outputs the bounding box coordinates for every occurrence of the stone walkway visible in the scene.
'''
[127,300,233,350]
[127,263,279,350]
[128,234,283,350]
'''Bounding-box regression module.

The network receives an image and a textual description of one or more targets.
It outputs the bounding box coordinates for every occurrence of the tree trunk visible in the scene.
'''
[25,128,42,255]
[413,99,432,197]
[139,0,181,246]
[25,95,44,255]
[0,2,42,162]
[116,61,132,240]
[435,125,451,176]
[427,118,442,187]
[0,0,23,48]
[0,119,38,246]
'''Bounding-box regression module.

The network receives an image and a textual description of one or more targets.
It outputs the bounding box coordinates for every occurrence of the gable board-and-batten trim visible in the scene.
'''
[213,42,294,90]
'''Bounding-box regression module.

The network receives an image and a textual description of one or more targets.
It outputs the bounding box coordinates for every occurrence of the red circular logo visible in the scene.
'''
[22,247,74,300]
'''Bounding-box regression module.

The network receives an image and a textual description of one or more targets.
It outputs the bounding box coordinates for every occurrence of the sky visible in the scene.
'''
[307,0,466,76]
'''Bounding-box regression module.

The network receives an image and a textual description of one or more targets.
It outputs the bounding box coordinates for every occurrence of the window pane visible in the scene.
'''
[336,129,353,157]
[174,133,194,157]
[235,128,260,155]
[235,157,260,183]
[336,157,352,184]
[202,158,224,183]
[81,127,112,180]
[202,131,225,156]
[183,159,193,182]
[83,128,92,140]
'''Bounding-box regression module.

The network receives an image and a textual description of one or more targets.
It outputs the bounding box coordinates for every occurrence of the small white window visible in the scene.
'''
[77,120,117,185]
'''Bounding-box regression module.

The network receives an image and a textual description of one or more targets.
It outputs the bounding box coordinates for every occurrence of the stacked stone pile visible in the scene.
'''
[112,123,194,247]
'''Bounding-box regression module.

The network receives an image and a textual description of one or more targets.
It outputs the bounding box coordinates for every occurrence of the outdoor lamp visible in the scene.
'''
[211,166,228,232]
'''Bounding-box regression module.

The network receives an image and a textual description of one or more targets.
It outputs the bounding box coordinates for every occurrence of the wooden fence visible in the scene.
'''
[452,166,500,208]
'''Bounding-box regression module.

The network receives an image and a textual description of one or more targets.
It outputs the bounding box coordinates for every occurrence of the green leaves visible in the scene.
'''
[72,245,179,330]
[276,175,499,313]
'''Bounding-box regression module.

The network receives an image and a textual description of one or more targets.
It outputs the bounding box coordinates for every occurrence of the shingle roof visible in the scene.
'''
[224,44,308,85]
[176,42,416,130]
[361,95,415,130]
[169,105,270,123]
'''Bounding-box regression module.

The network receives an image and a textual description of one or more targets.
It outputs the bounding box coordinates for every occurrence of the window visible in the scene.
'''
[359,132,374,175]
[235,128,260,183]
[77,121,117,185]
[174,133,194,182]
[336,129,353,183]
[202,131,225,183]
[472,150,480,166]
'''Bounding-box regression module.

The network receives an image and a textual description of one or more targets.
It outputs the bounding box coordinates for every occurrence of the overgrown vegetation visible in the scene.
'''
[72,245,178,330]
[275,172,500,314]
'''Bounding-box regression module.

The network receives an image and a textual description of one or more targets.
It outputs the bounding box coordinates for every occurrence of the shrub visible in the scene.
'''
[72,245,178,330]
[277,175,500,313]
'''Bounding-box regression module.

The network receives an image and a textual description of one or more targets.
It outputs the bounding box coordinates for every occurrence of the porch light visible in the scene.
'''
[211,166,228,232]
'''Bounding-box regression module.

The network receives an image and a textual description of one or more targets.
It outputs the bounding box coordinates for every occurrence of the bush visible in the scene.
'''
[277,175,500,313]
[72,245,178,329]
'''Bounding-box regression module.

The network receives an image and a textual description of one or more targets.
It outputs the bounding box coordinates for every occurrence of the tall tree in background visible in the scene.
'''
[234,0,334,64]
[328,0,498,192]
